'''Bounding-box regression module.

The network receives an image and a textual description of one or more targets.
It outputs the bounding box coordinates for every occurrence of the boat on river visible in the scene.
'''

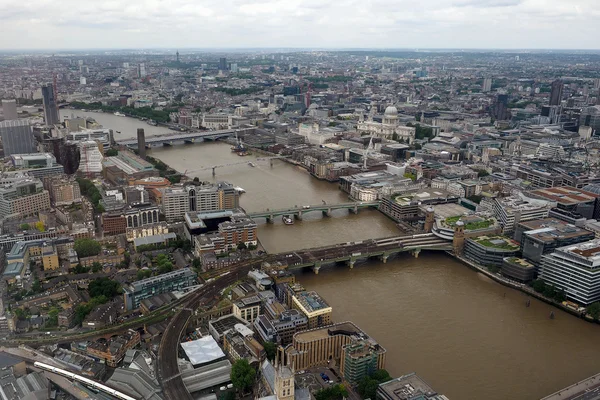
[114,111,126,117]
[282,215,294,225]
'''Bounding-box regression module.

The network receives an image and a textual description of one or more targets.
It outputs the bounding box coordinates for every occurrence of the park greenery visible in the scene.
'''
[105,148,119,157]
[315,384,348,400]
[70,101,171,123]
[230,359,255,393]
[532,279,567,303]
[74,238,101,258]
[19,223,30,231]
[357,369,392,400]
[406,122,434,140]
[403,172,417,182]
[475,237,519,250]
[89,277,121,298]
[154,254,174,274]
[76,177,105,212]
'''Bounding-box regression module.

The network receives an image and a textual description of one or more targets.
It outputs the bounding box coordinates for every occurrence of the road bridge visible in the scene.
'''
[115,128,253,148]
[248,201,380,222]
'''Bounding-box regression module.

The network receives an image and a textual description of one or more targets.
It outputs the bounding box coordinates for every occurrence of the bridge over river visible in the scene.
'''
[280,233,453,273]
[115,128,252,147]
[248,201,380,222]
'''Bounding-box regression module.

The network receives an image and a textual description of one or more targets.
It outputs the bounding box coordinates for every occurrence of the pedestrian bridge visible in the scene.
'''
[274,233,454,273]
[248,201,380,222]
[116,128,253,147]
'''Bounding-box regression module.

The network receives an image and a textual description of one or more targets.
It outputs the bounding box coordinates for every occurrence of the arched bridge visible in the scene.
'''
[248,201,380,222]
[116,128,253,148]
[278,233,453,273]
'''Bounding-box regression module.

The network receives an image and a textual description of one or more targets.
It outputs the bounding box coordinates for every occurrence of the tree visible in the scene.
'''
[477,169,490,178]
[263,341,277,362]
[19,223,30,231]
[72,264,90,274]
[105,148,119,157]
[237,242,247,251]
[74,238,101,258]
[358,377,380,400]
[358,369,392,399]
[315,384,348,400]
[371,369,391,383]
[91,262,102,273]
[230,359,256,394]
[35,221,45,232]
[137,269,152,280]
[587,302,600,320]
[192,258,201,269]
[532,279,546,293]
[88,277,120,298]
[46,307,60,327]
[219,392,236,400]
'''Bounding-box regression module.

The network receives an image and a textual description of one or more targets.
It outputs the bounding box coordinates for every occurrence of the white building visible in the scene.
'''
[492,195,551,234]
[540,239,600,305]
[202,114,230,130]
[482,78,492,93]
[357,106,415,143]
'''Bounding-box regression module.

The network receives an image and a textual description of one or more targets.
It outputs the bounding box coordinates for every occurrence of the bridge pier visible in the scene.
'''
[380,253,389,263]
[347,257,356,269]
[266,215,274,224]
[349,205,358,214]
[322,208,332,217]
[212,167,216,177]
[412,249,421,258]
[313,264,321,274]
[294,211,303,221]
[270,159,274,167]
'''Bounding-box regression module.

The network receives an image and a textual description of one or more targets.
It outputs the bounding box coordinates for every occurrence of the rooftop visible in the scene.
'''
[378,373,445,400]
[294,321,375,344]
[561,239,600,263]
[293,291,331,314]
[180,336,225,366]
[472,235,520,251]
[520,218,594,243]
[529,186,600,205]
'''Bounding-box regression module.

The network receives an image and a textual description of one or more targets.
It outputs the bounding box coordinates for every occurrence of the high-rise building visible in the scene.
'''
[138,63,147,78]
[549,79,564,106]
[539,239,600,305]
[491,94,509,121]
[0,119,35,156]
[482,78,492,93]
[137,128,146,159]
[340,340,387,385]
[162,182,240,222]
[2,99,18,120]
[219,57,227,71]
[41,84,60,126]
[579,105,600,135]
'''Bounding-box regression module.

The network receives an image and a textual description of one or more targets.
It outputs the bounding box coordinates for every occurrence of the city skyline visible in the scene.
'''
[0,0,598,50]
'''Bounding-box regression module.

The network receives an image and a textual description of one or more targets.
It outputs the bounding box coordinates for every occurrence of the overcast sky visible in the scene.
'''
[0,0,598,50]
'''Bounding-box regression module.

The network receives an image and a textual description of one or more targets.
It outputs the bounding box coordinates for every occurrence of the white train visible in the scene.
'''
[34,362,137,400]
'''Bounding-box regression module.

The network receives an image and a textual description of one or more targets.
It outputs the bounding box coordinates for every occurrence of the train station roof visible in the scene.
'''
[181,336,225,366]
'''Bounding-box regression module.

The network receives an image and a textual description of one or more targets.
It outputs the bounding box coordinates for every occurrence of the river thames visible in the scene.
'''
[62,110,600,400]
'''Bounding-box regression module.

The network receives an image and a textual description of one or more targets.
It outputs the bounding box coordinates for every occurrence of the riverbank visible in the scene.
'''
[449,251,596,323]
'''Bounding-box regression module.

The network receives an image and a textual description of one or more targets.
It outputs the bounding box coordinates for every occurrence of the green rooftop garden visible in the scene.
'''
[474,236,520,250]
[444,215,494,231]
